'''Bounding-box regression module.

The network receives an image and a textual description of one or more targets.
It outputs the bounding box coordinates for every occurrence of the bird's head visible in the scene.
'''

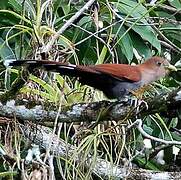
[139,56,177,84]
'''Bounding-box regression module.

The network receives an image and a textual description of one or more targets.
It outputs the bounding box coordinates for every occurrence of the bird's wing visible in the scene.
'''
[87,64,142,82]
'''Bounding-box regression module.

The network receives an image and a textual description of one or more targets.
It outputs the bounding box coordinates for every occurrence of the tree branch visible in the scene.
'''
[17,122,181,179]
[0,88,180,124]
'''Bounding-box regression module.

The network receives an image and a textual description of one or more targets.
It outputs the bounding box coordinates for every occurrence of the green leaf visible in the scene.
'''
[0,0,8,9]
[168,0,181,9]
[130,31,152,59]
[61,2,71,15]
[9,0,36,18]
[0,171,17,177]
[113,0,148,19]
[117,26,133,61]
[96,45,108,64]
[0,38,15,60]
[143,124,153,135]
[172,132,181,141]
[21,87,58,102]
[0,10,31,25]
[30,75,56,95]
[132,25,161,52]
[134,157,161,170]
[56,74,71,94]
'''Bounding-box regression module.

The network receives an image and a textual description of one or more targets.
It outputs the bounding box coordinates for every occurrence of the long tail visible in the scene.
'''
[8,59,117,99]
[8,60,99,77]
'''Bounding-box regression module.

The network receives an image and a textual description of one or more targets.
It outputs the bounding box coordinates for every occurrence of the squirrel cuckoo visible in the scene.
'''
[8,56,177,100]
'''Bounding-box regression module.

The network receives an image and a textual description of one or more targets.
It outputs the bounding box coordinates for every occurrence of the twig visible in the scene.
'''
[148,22,181,53]
[160,40,181,53]
[127,119,181,145]
[71,23,114,57]
[74,19,123,46]
[42,0,96,53]
[148,17,181,25]
[146,4,181,15]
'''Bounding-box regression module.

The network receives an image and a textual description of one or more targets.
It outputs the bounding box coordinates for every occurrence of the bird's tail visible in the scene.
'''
[8,60,98,77]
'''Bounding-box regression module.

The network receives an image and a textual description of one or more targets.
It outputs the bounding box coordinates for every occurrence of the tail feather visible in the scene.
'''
[8,60,99,77]
[8,59,120,99]
[9,60,39,66]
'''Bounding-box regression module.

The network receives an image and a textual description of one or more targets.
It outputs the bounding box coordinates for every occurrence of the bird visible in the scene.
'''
[8,56,177,100]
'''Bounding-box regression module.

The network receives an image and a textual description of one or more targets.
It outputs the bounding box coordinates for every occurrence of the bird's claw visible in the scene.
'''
[138,99,148,109]
[129,97,138,107]
[135,99,148,113]
[126,97,149,112]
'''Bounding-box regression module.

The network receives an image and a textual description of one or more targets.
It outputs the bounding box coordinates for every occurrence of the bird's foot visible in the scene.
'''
[137,99,148,109]
[126,97,148,113]
[129,96,139,107]
[135,99,148,113]
[117,96,148,112]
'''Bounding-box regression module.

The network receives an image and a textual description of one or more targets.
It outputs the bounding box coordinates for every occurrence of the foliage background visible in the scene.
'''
[0,0,180,179]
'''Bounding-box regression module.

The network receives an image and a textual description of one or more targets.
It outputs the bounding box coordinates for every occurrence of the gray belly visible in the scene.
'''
[79,73,142,100]
[103,81,142,99]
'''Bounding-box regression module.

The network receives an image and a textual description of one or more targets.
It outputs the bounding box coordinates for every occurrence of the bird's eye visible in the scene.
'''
[156,62,162,66]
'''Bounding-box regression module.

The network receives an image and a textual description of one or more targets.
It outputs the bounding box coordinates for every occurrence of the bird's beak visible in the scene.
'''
[165,64,177,71]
